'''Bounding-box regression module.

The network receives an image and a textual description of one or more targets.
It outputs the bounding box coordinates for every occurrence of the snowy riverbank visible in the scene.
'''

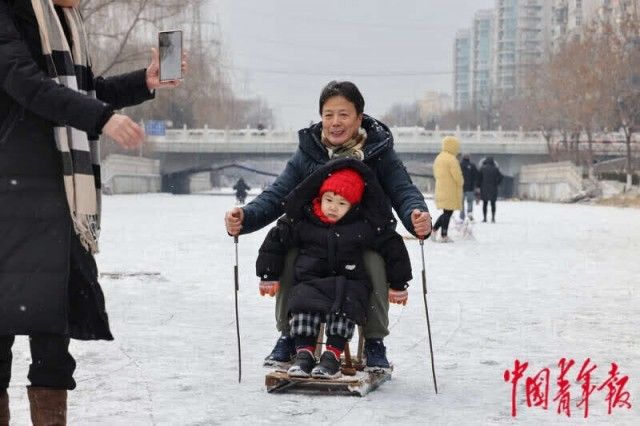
[6,195,639,425]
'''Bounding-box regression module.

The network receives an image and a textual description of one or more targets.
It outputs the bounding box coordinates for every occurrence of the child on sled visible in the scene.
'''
[255,159,413,379]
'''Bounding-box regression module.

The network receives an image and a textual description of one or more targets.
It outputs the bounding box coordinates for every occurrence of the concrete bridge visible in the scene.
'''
[146,126,633,194]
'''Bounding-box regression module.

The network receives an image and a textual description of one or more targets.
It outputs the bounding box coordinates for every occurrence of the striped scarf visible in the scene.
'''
[31,0,101,254]
[322,127,367,161]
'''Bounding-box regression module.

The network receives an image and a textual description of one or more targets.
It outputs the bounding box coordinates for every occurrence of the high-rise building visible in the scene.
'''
[492,0,554,102]
[471,10,495,111]
[453,29,472,110]
[551,0,607,51]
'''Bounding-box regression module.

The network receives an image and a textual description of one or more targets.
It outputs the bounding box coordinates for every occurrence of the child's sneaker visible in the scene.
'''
[311,351,342,379]
[440,236,454,243]
[287,350,315,378]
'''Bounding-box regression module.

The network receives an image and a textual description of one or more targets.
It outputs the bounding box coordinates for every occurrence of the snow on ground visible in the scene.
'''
[7,194,640,425]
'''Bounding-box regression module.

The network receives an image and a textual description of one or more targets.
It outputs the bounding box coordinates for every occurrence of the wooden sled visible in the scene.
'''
[265,325,392,396]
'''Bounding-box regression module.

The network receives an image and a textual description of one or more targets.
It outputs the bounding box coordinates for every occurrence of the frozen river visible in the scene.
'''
[6,194,640,425]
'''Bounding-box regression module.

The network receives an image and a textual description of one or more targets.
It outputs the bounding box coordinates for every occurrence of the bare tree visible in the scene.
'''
[381,102,424,127]
[80,0,188,75]
[79,0,275,158]
[516,10,638,184]
[610,11,640,188]
[437,108,477,130]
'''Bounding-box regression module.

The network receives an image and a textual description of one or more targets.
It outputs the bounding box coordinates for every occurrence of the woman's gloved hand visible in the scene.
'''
[388,289,408,305]
[259,281,280,297]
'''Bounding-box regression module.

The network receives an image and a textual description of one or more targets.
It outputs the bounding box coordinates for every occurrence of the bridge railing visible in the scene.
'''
[146,126,637,150]
[388,127,544,143]
[147,126,548,144]
[148,127,298,143]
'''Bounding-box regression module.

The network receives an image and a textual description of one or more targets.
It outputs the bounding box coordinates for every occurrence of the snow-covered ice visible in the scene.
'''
[6,194,640,425]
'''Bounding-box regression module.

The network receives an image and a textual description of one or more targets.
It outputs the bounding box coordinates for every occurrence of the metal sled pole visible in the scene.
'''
[420,239,438,394]
[233,236,242,383]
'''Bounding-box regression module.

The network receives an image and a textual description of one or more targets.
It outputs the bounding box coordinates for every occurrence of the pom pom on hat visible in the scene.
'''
[319,168,365,204]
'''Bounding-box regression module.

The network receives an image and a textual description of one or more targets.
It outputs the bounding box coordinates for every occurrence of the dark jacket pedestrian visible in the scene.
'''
[233,178,251,203]
[478,157,503,202]
[1,0,153,339]
[0,0,184,420]
[459,155,478,221]
[477,157,503,222]
[460,156,478,192]
[256,159,412,379]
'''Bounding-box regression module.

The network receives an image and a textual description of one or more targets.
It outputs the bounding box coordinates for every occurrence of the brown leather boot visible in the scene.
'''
[27,387,67,426]
[0,389,8,426]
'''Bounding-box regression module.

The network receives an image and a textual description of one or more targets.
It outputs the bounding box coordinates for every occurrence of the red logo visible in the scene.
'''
[504,358,632,418]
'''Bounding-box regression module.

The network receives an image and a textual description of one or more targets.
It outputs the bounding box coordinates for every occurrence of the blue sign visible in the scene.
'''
[145,120,166,136]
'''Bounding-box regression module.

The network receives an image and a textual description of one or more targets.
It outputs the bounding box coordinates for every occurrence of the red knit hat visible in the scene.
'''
[318,168,365,204]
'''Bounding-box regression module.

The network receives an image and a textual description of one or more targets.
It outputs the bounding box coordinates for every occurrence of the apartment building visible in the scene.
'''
[471,9,494,111]
[551,0,608,51]
[453,0,638,112]
[453,29,472,110]
[492,0,553,102]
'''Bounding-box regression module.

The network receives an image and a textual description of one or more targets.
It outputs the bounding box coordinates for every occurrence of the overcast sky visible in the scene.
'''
[206,0,494,128]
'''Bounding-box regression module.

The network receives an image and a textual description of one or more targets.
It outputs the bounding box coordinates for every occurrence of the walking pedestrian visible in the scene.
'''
[233,177,251,204]
[432,136,463,242]
[477,157,503,223]
[459,154,478,221]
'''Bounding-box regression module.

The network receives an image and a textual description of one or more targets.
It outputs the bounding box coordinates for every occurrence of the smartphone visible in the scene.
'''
[158,30,183,82]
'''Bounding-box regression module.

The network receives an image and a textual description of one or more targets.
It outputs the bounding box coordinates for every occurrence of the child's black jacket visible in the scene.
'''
[256,158,413,325]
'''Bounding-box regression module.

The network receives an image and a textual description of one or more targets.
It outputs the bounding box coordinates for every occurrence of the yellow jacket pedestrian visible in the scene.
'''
[433,136,464,211]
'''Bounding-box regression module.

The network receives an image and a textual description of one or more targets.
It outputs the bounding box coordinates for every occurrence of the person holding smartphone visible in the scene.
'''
[0,0,186,423]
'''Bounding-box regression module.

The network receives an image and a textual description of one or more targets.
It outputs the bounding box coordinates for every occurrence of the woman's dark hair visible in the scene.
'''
[319,81,365,115]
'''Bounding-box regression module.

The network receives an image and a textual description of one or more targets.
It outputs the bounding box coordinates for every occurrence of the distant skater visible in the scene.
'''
[233,178,251,204]
[477,157,503,223]
[459,154,478,221]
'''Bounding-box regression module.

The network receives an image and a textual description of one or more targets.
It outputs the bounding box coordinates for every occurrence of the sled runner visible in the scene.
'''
[265,325,392,396]
[265,369,391,396]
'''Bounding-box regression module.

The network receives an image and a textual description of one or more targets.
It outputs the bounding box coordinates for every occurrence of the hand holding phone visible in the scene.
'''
[145,31,187,91]
[159,30,183,81]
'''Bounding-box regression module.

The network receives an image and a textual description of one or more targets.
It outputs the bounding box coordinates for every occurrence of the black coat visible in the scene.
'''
[241,116,428,236]
[233,178,250,199]
[477,157,503,202]
[0,1,154,339]
[460,158,478,192]
[256,159,413,325]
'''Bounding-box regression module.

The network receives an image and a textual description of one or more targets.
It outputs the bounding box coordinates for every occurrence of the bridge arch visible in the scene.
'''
[162,163,279,193]
[162,163,435,194]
